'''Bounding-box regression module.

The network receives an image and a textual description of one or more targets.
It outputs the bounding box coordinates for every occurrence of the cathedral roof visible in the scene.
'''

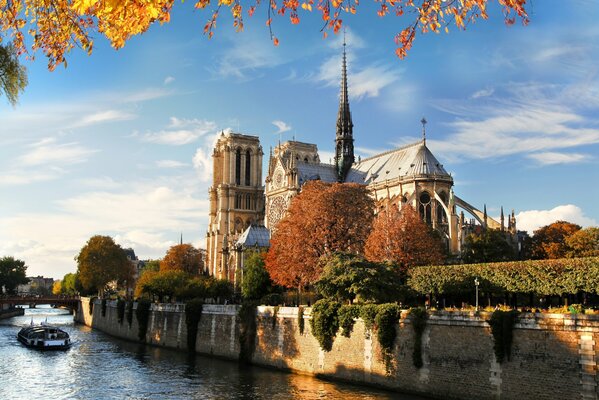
[296,162,338,185]
[345,140,451,185]
[235,225,271,248]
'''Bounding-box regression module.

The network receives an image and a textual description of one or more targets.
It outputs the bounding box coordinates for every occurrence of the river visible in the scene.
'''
[0,306,428,399]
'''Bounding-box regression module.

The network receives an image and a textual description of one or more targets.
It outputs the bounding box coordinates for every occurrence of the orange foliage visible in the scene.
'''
[0,0,529,70]
[531,220,581,260]
[364,204,444,272]
[160,244,203,276]
[265,181,374,289]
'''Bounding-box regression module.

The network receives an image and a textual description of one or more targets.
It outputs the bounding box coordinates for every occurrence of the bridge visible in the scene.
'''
[0,296,80,311]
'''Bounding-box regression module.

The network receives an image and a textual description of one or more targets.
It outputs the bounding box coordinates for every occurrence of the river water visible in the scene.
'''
[0,306,428,400]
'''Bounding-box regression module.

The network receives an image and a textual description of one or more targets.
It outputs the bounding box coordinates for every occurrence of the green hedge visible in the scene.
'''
[408,257,599,296]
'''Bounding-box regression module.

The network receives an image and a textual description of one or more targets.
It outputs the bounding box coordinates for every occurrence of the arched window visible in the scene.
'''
[419,191,432,224]
[235,149,241,185]
[245,149,251,186]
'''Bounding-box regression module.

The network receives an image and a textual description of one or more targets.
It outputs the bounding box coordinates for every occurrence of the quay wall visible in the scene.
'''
[75,298,599,400]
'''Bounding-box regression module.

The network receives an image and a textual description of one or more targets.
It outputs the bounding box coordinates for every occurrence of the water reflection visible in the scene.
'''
[0,306,426,399]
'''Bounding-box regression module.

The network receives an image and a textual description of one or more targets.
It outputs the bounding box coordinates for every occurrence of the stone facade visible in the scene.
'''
[205,132,264,280]
[77,299,599,400]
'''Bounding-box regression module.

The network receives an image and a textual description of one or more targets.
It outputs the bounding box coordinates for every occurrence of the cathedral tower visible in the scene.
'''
[206,132,264,280]
[334,41,355,182]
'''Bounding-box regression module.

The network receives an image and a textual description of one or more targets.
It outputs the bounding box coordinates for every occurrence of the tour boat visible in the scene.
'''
[17,321,72,350]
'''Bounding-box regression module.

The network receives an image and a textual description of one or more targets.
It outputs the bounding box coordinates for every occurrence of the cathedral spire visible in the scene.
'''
[334,35,354,182]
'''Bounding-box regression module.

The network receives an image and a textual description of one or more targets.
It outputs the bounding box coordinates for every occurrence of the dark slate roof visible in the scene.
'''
[296,162,338,185]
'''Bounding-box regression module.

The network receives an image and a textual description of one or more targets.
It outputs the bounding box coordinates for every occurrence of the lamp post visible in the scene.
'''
[474,277,480,311]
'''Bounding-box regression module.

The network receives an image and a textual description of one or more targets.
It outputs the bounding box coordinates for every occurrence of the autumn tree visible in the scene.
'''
[160,244,203,276]
[76,235,133,296]
[265,181,374,291]
[566,227,599,258]
[531,221,581,260]
[52,280,62,295]
[0,1,529,103]
[364,204,444,273]
[0,256,29,294]
[462,229,516,264]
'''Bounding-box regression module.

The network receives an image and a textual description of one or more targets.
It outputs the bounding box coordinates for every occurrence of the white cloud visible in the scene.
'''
[471,88,494,99]
[136,118,217,146]
[516,205,598,234]
[78,176,122,190]
[193,148,212,182]
[0,170,62,186]
[427,82,599,162]
[316,54,400,99]
[156,160,189,168]
[272,120,291,134]
[0,181,210,278]
[164,76,175,85]
[20,140,99,166]
[527,152,590,165]
[215,31,283,79]
[71,110,136,128]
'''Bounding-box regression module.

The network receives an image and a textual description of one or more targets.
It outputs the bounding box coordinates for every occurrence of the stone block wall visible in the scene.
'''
[75,299,599,400]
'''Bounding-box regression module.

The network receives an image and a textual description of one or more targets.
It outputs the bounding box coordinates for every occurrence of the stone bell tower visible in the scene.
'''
[206,132,264,280]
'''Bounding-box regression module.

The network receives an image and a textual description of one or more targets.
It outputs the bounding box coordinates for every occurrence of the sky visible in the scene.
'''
[1,1,598,279]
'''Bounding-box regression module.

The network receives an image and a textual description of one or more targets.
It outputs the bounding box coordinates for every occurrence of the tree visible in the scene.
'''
[531,221,581,259]
[315,252,399,304]
[0,43,27,105]
[61,272,83,295]
[265,181,374,290]
[364,204,444,273]
[0,256,29,294]
[462,229,516,264]
[52,280,62,295]
[241,251,272,301]
[160,244,202,276]
[135,269,190,302]
[0,1,529,103]
[566,227,599,258]
[76,235,132,296]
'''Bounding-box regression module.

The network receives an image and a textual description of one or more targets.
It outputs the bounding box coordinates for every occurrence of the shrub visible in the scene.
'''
[260,293,283,306]
[101,298,107,317]
[298,306,305,335]
[310,299,341,352]
[408,257,599,297]
[116,298,126,324]
[338,304,361,338]
[375,304,401,352]
[185,298,204,352]
[88,297,96,315]
[135,299,152,342]
[488,310,518,363]
[410,307,428,368]
[239,301,258,363]
[360,304,379,332]
[126,300,134,326]
[375,304,401,372]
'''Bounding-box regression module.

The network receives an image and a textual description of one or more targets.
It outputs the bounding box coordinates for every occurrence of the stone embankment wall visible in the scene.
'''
[76,298,599,400]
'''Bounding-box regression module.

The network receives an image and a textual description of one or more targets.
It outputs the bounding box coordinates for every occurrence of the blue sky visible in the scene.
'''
[1,0,598,279]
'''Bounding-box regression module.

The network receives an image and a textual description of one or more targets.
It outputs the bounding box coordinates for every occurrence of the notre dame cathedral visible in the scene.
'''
[206,44,518,283]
